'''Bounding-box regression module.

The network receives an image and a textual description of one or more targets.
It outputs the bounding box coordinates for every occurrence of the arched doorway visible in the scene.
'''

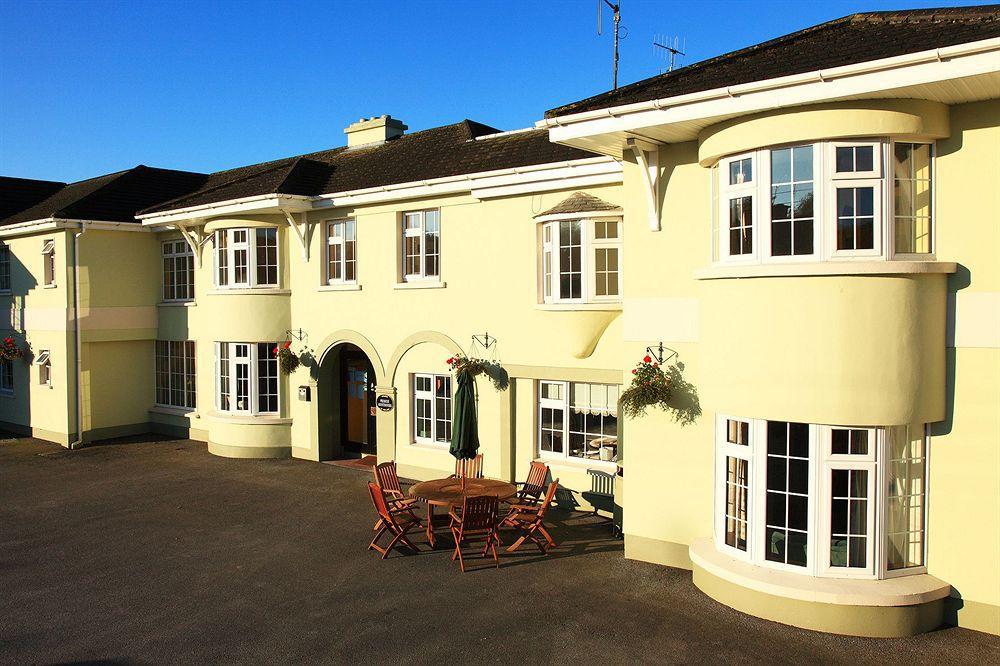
[316,342,378,460]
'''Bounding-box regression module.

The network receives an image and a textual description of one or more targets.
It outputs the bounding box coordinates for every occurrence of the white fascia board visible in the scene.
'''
[0,218,149,239]
[138,194,313,226]
[540,38,1000,142]
[472,171,623,200]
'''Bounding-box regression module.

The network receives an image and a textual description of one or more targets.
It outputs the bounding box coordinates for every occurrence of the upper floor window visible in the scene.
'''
[714,139,933,265]
[34,349,51,387]
[540,217,622,304]
[326,219,357,284]
[162,240,194,301]
[538,380,619,463]
[215,342,278,414]
[41,239,55,286]
[413,373,451,446]
[213,228,279,289]
[402,210,440,281]
[714,415,927,580]
[155,340,196,409]
[0,242,10,293]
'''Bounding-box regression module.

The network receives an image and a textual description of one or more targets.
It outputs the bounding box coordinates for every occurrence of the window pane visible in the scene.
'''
[887,426,926,570]
[558,221,582,299]
[729,196,752,256]
[893,143,933,254]
[725,457,749,551]
[764,421,808,567]
[216,232,229,286]
[770,146,813,256]
[831,468,869,568]
[255,228,278,286]
[256,342,278,413]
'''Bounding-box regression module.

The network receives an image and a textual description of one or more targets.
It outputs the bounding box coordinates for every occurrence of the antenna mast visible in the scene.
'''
[653,35,686,72]
[598,0,624,89]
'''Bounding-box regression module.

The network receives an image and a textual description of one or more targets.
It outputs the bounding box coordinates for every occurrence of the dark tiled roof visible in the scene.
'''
[0,177,67,220]
[1,166,208,226]
[546,5,1000,118]
[535,192,621,217]
[141,120,593,215]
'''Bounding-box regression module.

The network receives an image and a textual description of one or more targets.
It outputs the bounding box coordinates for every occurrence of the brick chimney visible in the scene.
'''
[343,115,407,148]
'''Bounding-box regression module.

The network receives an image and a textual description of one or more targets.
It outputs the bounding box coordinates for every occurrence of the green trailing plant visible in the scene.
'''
[445,353,508,391]
[619,354,673,419]
[0,337,23,362]
[274,341,300,375]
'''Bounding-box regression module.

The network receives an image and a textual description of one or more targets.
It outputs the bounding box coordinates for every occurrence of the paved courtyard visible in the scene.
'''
[0,437,996,664]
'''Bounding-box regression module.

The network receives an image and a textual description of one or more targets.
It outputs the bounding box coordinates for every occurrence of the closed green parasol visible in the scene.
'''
[449,370,480,461]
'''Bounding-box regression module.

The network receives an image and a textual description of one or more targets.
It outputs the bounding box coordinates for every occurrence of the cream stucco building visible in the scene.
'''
[1,6,997,638]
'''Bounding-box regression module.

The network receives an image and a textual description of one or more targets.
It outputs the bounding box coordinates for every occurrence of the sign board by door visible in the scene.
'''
[376,395,393,411]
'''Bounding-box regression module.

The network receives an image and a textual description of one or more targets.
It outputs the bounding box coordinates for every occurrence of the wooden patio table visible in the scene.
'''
[409,477,516,548]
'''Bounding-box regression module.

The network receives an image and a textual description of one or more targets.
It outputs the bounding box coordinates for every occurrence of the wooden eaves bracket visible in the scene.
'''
[626,137,661,232]
[176,221,206,269]
[283,210,314,261]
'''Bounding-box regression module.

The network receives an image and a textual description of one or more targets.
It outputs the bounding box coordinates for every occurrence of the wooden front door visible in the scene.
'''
[345,361,369,446]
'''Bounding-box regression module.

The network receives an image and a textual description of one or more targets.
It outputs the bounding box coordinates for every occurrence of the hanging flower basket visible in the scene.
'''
[445,353,507,391]
[274,341,300,374]
[0,337,23,362]
[619,354,673,418]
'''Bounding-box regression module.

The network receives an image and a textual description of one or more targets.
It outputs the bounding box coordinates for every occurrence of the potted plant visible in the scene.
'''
[0,337,23,361]
[619,354,673,418]
[273,341,300,374]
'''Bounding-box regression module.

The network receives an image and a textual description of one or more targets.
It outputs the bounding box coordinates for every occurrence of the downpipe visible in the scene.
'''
[69,223,86,449]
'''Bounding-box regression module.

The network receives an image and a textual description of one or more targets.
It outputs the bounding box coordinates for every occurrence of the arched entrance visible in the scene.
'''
[316,342,378,460]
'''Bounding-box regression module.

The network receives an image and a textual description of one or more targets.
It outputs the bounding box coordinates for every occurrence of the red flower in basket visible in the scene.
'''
[643,355,652,364]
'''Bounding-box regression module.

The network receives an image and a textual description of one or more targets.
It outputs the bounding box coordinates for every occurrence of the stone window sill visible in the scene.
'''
[158,300,196,307]
[206,288,291,296]
[204,411,292,426]
[318,283,362,292]
[394,281,446,290]
[689,537,950,607]
[536,303,622,312]
[695,261,957,280]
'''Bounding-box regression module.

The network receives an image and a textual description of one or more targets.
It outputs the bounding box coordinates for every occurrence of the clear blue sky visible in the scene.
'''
[0,0,985,182]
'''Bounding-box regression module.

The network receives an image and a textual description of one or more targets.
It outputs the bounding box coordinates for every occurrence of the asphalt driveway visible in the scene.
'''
[1,436,996,664]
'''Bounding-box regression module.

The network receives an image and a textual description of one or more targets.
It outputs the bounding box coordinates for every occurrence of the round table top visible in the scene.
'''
[409,477,517,506]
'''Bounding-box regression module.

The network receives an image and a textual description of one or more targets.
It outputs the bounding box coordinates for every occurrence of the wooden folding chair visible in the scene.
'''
[367,482,422,559]
[454,453,484,480]
[449,494,501,572]
[508,460,549,508]
[502,479,559,553]
[372,461,421,531]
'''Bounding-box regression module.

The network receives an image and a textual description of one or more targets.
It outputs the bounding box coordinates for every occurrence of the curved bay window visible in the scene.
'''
[714,415,927,579]
[213,228,279,289]
[214,342,279,415]
[539,217,622,304]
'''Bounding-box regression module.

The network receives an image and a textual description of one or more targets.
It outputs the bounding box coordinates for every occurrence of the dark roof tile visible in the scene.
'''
[0,177,66,220]
[535,192,621,217]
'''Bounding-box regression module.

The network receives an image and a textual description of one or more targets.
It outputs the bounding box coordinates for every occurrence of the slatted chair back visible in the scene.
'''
[457,494,498,534]
[455,453,484,480]
[535,479,560,520]
[367,482,397,528]
[519,460,549,501]
[373,461,404,497]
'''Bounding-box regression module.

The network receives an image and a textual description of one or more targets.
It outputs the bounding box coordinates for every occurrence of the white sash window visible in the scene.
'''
[213,228,279,289]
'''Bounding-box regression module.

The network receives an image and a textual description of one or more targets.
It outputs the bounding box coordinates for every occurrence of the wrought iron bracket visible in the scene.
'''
[646,341,678,364]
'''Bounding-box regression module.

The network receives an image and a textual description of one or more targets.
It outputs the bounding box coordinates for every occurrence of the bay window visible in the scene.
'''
[402,210,440,281]
[162,240,194,301]
[714,416,928,579]
[413,373,451,445]
[539,217,622,303]
[713,139,933,264]
[538,381,619,463]
[213,228,279,289]
[215,342,278,414]
[326,219,357,284]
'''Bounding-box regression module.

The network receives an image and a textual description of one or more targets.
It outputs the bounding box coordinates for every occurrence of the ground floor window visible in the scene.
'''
[538,381,619,463]
[413,373,451,445]
[0,357,12,394]
[714,416,927,579]
[215,342,278,414]
[156,341,195,409]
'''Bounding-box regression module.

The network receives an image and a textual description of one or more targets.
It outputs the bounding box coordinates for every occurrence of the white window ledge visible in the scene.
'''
[695,261,957,280]
[394,281,446,290]
[158,300,196,307]
[318,283,362,292]
[205,411,291,425]
[689,537,950,607]
[207,288,291,296]
[43,284,58,289]
[536,303,623,312]
[149,405,198,418]
[410,441,451,452]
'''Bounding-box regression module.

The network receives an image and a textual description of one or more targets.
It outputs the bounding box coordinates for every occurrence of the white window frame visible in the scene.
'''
[760,145,821,261]
[33,349,51,387]
[889,140,936,260]
[717,153,758,264]
[536,380,619,465]
[41,239,56,286]
[325,218,357,285]
[401,210,440,282]
[830,141,882,180]
[214,341,279,415]
[818,426,877,578]
[213,228,280,289]
[0,242,10,293]
[879,424,930,579]
[540,217,622,304]
[412,372,451,446]
[714,415,754,561]
[0,357,12,395]
[155,340,196,410]
[162,240,194,302]
[827,179,883,259]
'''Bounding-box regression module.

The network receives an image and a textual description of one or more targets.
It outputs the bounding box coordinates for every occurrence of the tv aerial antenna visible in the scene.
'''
[597,0,627,90]
[653,35,686,73]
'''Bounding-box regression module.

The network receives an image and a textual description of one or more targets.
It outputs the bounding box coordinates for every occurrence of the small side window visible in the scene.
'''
[34,350,51,387]
[41,239,56,286]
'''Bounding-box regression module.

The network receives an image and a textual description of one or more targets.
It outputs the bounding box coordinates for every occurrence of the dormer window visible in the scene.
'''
[535,192,623,305]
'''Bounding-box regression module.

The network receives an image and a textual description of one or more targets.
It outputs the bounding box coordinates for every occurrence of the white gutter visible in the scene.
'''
[0,218,151,239]
[70,222,87,449]
[536,37,1000,129]
[137,194,314,225]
